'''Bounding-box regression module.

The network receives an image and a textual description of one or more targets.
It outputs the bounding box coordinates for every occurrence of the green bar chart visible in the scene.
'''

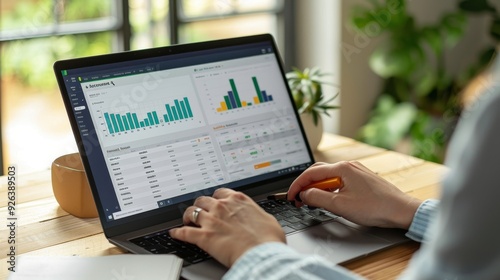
[104,97,194,134]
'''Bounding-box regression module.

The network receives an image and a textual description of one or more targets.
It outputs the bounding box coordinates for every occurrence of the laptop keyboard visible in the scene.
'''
[130,199,336,266]
[257,199,336,234]
[130,230,211,266]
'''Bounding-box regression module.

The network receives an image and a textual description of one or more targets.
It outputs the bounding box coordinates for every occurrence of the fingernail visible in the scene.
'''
[295,192,302,202]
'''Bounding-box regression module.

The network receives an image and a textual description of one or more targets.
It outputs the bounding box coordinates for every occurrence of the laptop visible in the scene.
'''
[54,34,408,279]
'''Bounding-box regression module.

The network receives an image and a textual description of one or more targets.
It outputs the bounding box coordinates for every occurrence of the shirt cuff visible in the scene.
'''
[223,242,362,280]
[223,242,292,280]
[406,199,439,242]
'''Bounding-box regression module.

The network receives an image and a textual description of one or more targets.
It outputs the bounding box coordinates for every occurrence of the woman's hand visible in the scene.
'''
[288,161,422,229]
[169,188,285,268]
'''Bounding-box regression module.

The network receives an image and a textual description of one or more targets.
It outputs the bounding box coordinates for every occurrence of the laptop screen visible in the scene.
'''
[55,34,314,226]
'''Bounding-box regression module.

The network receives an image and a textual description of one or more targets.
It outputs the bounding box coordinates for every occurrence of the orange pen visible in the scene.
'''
[268,177,342,200]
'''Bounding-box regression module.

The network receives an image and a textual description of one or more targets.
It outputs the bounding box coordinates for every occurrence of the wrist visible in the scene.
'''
[229,236,285,267]
[229,239,285,267]
[393,197,422,230]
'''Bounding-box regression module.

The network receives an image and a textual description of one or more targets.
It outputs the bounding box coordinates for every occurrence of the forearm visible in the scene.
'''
[224,242,363,280]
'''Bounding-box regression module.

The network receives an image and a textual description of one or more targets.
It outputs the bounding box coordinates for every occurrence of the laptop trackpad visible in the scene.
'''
[287,220,394,264]
[182,259,227,280]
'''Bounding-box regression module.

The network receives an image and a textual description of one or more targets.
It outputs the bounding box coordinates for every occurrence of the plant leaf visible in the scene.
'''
[359,97,417,149]
[286,67,340,116]
[421,27,442,55]
[415,70,437,97]
[479,47,497,67]
[351,6,378,31]
[312,110,320,126]
[441,12,467,47]
[490,18,500,41]
[458,0,496,13]
[369,44,417,78]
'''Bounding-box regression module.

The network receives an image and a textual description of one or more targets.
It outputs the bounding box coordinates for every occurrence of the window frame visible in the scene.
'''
[0,0,295,175]
[0,0,130,175]
[169,0,296,69]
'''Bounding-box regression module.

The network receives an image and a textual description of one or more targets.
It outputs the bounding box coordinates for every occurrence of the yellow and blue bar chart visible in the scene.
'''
[216,76,273,112]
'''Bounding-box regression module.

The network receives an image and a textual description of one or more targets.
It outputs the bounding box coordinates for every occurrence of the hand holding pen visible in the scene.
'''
[282,161,421,229]
[268,177,342,201]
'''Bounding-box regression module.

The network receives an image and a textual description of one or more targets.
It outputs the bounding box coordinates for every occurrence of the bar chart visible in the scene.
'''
[103,97,194,134]
[216,76,273,112]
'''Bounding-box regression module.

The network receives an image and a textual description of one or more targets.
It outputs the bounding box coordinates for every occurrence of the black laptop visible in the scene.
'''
[54,34,407,279]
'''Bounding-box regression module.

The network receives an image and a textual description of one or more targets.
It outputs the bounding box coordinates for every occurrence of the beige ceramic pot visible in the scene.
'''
[51,153,98,218]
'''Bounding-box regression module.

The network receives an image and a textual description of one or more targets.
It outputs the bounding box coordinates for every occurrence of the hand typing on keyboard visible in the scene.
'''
[169,188,286,268]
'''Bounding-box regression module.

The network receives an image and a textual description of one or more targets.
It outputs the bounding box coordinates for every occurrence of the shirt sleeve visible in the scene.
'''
[223,242,364,280]
[398,75,500,279]
[405,199,439,243]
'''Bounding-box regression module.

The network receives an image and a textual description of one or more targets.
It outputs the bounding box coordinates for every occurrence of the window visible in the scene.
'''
[128,0,289,54]
[0,0,293,175]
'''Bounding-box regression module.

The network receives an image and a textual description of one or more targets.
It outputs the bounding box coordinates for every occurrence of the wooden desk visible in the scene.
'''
[0,133,447,279]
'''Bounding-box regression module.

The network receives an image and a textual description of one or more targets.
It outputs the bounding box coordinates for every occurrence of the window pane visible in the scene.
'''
[130,0,170,49]
[0,0,115,31]
[179,14,277,43]
[1,33,112,174]
[236,0,281,12]
[180,0,281,18]
[59,0,113,22]
[0,0,53,31]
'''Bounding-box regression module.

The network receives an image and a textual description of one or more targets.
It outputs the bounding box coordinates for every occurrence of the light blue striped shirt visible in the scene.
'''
[223,199,438,280]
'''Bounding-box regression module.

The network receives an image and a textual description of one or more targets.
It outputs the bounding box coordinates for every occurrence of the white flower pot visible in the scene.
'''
[299,113,323,151]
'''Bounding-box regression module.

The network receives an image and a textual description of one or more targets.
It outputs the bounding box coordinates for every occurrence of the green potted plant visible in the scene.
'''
[286,67,340,150]
[352,0,499,162]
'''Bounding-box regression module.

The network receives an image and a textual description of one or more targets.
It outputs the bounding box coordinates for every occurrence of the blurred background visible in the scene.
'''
[0,0,498,175]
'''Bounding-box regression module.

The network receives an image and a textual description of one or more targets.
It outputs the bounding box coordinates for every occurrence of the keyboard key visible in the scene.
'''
[312,214,334,222]
[278,220,291,227]
[296,213,314,220]
[284,216,301,223]
[288,222,310,231]
[300,218,322,227]
[280,211,296,218]
[282,226,296,234]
